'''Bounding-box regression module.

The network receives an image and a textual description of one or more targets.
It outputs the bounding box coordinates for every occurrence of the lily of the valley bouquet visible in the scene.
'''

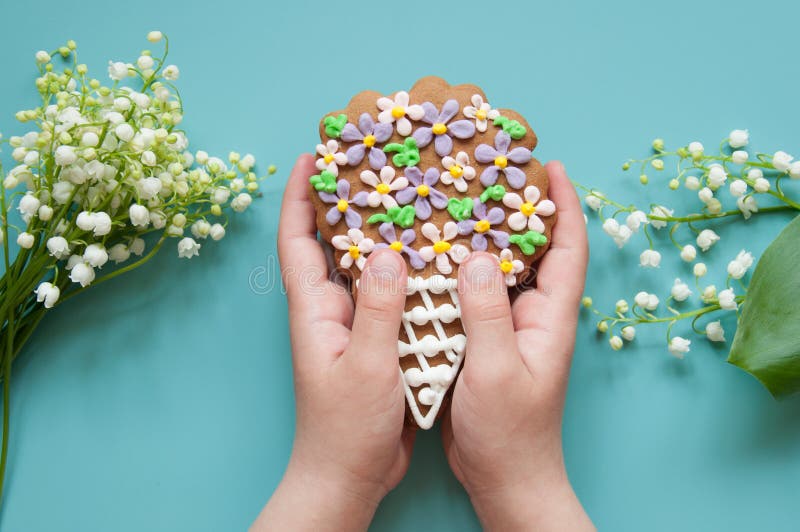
[581,130,799,397]
[0,32,271,502]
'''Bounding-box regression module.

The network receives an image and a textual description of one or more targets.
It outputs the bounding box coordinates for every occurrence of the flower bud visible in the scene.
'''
[652,159,665,171]
[621,326,636,341]
[693,263,707,277]
[652,138,665,151]
[609,336,623,350]
[705,321,725,342]
[680,245,696,262]
[597,321,609,333]
[701,284,717,303]
[581,296,593,308]
[753,177,770,193]
[668,178,679,190]
[17,232,35,249]
[728,129,749,148]
[615,299,629,314]
[731,150,748,165]
[639,174,648,185]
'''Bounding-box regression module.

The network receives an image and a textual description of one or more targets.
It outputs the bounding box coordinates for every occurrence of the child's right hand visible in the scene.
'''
[442,161,595,531]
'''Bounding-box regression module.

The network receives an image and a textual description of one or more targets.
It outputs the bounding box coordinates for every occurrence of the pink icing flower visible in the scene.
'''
[331,228,374,270]
[495,248,525,286]
[376,91,425,137]
[418,221,470,275]
[360,166,408,208]
[502,185,555,232]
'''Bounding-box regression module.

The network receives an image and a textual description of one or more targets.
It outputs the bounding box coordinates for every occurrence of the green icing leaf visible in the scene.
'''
[383,137,420,167]
[323,114,347,138]
[480,185,506,203]
[509,230,548,255]
[728,215,800,397]
[367,205,416,228]
[309,170,337,193]
[493,116,527,140]
[447,197,473,221]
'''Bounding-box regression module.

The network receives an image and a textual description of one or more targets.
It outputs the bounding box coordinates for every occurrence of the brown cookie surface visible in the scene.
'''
[309,76,555,428]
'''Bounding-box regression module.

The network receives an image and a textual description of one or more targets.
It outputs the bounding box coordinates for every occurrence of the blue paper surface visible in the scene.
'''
[1,0,799,530]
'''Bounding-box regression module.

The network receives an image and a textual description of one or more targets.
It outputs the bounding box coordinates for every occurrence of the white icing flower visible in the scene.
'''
[502,185,556,233]
[463,94,499,132]
[376,91,425,136]
[360,166,409,208]
[440,151,476,192]
[418,222,469,274]
[331,228,375,270]
[315,139,348,177]
[495,248,524,286]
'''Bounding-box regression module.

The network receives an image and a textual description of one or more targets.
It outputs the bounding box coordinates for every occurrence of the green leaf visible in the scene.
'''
[383,138,420,167]
[367,205,416,228]
[447,197,473,221]
[309,170,337,193]
[480,185,506,203]
[493,116,527,140]
[509,230,547,255]
[323,114,347,138]
[728,215,800,397]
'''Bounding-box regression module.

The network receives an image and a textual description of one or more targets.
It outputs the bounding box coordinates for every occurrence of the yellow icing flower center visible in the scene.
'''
[500,259,514,274]
[475,109,487,121]
[389,240,403,252]
[348,245,360,259]
[433,240,451,254]
[323,153,334,164]
[363,134,377,147]
[376,183,391,194]
[391,106,405,119]
[449,164,464,178]
[432,122,447,135]
[520,202,536,216]
[416,184,430,197]
[475,219,491,233]
[336,199,349,212]
[494,155,508,169]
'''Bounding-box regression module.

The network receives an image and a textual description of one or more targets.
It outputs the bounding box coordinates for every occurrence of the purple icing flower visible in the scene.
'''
[375,223,425,270]
[474,131,532,189]
[319,179,369,228]
[457,199,509,251]
[412,99,476,156]
[395,167,448,220]
[341,113,394,169]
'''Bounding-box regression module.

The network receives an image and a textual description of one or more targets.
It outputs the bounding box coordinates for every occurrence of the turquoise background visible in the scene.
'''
[1,0,800,530]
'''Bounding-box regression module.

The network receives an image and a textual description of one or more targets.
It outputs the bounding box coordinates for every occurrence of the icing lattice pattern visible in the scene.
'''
[399,275,464,429]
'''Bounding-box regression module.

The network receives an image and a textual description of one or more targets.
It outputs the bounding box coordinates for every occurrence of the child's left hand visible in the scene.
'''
[252,154,416,531]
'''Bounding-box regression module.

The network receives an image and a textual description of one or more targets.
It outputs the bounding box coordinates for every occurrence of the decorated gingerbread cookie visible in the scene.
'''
[309,76,555,429]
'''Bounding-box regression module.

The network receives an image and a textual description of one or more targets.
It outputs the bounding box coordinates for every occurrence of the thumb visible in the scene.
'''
[458,252,518,375]
[349,249,407,362]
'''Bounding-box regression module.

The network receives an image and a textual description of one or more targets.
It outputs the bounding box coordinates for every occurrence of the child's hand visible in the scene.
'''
[252,154,415,531]
[442,161,594,531]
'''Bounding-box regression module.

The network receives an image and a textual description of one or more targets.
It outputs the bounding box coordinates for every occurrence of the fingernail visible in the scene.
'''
[461,253,502,294]
[361,249,404,295]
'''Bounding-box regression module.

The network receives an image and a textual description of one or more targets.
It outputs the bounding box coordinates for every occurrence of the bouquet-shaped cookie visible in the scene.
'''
[309,77,555,428]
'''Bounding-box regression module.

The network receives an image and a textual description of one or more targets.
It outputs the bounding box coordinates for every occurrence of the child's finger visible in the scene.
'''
[347,249,407,365]
[458,253,519,378]
[278,154,351,322]
[512,162,588,375]
[513,161,588,329]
